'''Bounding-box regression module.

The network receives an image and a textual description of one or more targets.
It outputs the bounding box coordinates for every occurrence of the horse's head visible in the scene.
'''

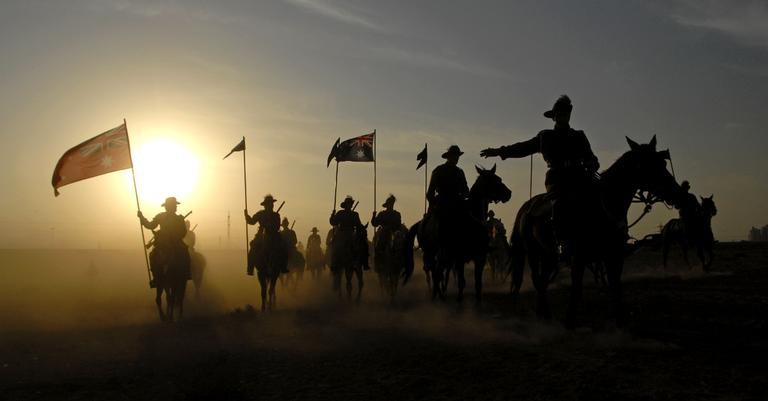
[701,195,717,217]
[622,135,684,206]
[472,164,512,204]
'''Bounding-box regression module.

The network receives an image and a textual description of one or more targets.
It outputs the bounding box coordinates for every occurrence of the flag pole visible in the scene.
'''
[529,154,533,200]
[424,143,428,214]
[373,129,377,214]
[333,160,339,212]
[242,136,249,265]
[124,118,153,288]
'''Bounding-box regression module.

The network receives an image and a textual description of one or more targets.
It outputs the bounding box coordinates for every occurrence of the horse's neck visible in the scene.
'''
[468,186,489,220]
[599,163,639,221]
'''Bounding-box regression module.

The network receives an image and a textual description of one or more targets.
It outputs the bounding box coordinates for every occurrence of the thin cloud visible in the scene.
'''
[667,0,768,47]
[284,0,386,32]
[369,46,511,79]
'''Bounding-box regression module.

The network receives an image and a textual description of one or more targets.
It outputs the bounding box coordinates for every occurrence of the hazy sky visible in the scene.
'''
[1,0,766,248]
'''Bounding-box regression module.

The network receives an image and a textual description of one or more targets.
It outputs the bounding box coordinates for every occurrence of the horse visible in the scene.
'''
[149,237,190,322]
[487,225,511,284]
[189,248,206,299]
[305,240,325,279]
[408,165,512,302]
[374,224,414,303]
[662,195,717,271]
[509,136,683,326]
[248,233,288,311]
[330,223,369,303]
[280,246,306,291]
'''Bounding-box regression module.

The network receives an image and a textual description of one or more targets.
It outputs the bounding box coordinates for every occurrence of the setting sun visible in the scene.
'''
[126,138,200,206]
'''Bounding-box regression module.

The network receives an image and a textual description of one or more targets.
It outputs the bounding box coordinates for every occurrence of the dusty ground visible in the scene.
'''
[0,242,766,400]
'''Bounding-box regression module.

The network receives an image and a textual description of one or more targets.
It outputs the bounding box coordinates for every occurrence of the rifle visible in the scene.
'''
[276,201,286,213]
[290,220,296,230]
[352,201,359,211]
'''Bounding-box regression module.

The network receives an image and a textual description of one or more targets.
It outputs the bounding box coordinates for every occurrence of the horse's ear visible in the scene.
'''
[700,196,705,202]
[709,194,714,200]
[626,136,640,151]
[490,163,496,174]
[649,135,657,150]
[475,165,483,175]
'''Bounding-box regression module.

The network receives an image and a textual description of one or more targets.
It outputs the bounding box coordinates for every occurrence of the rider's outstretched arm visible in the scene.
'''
[497,136,540,160]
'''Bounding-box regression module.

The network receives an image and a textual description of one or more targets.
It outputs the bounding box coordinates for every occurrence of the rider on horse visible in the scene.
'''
[486,210,506,239]
[676,180,702,235]
[245,194,287,275]
[372,194,403,256]
[138,196,191,281]
[481,95,600,255]
[280,217,298,248]
[426,145,469,247]
[330,196,368,270]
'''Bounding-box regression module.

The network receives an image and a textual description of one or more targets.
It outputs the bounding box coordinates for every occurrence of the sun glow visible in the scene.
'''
[127,138,200,206]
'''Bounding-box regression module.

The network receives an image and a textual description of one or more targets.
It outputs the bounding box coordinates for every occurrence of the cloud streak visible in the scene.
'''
[667,0,768,47]
[284,0,386,33]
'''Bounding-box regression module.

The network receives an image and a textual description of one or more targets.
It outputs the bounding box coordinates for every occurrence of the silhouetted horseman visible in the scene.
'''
[486,210,509,283]
[372,194,402,257]
[281,217,305,275]
[677,181,701,226]
[426,145,469,251]
[482,95,599,254]
[138,196,190,321]
[662,181,715,270]
[306,227,325,277]
[329,196,365,270]
[139,197,191,281]
[245,195,286,275]
[330,196,367,301]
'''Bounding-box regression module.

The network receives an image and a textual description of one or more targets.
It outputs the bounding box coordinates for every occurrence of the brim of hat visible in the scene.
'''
[161,201,181,206]
[543,110,555,118]
[441,151,464,158]
[261,199,277,205]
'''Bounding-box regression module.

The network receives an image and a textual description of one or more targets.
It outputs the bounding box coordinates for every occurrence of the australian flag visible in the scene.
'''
[327,131,375,166]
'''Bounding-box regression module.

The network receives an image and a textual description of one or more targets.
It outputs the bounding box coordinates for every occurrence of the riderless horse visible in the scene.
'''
[509,136,684,326]
[408,165,512,302]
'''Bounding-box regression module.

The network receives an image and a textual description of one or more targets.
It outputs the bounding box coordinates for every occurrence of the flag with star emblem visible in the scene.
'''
[333,132,375,163]
[51,123,133,196]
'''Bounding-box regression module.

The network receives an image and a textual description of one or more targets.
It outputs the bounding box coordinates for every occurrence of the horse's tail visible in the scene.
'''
[402,221,420,285]
[508,203,527,296]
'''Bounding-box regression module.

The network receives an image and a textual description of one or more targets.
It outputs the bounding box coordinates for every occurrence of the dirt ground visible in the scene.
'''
[1,242,766,400]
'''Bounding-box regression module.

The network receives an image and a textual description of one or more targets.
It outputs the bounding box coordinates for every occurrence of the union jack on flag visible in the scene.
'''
[52,123,133,196]
[332,131,375,163]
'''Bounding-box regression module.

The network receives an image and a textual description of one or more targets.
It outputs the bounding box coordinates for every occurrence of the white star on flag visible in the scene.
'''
[101,155,113,167]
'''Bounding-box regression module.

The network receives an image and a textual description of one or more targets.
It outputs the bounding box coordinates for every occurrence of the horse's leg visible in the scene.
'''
[662,236,670,270]
[333,270,342,300]
[456,261,466,303]
[605,253,625,326]
[474,253,486,304]
[270,276,277,310]
[681,240,692,270]
[345,267,353,302]
[155,286,166,322]
[355,266,363,304]
[259,274,267,311]
[177,280,187,320]
[529,253,551,319]
[167,287,176,322]
[565,259,586,329]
